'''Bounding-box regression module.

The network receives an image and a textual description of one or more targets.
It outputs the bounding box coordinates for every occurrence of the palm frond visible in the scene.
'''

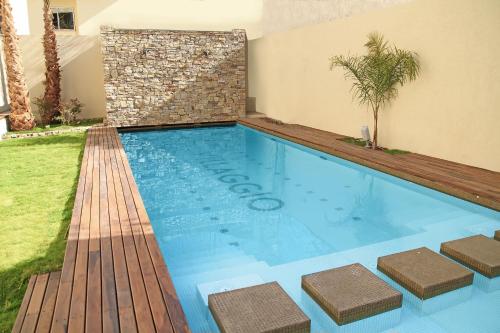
[330,55,374,106]
[365,32,388,56]
[331,33,419,109]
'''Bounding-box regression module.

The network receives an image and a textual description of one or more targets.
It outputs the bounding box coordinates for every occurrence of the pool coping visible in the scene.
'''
[116,120,236,133]
[238,118,500,212]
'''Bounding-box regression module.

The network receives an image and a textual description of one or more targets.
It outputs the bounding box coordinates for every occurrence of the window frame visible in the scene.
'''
[51,7,76,31]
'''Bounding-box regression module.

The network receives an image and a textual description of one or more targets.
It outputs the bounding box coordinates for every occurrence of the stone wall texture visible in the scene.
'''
[100,27,247,127]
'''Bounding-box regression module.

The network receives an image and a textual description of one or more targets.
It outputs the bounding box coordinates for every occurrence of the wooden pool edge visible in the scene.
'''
[238,118,500,212]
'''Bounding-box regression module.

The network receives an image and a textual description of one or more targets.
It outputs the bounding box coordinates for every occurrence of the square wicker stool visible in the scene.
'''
[377,247,473,299]
[301,263,402,325]
[208,282,310,333]
[441,235,500,278]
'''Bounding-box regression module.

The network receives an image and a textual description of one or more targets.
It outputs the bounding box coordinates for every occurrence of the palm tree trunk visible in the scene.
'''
[42,0,61,123]
[372,106,379,150]
[1,0,35,131]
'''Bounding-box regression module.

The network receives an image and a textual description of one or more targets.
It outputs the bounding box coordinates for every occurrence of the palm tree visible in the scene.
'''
[42,0,61,123]
[330,32,420,149]
[1,0,35,130]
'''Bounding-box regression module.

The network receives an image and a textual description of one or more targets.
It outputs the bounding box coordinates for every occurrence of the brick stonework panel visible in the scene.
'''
[100,27,247,127]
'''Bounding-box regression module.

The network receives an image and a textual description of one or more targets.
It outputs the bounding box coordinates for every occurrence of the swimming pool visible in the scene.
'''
[120,124,500,333]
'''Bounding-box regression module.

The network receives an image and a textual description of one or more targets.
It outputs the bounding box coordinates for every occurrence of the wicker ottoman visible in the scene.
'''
[377,247,473,299]
[302,263,402,325]
[441,235,500,278]
[208,282,310,333]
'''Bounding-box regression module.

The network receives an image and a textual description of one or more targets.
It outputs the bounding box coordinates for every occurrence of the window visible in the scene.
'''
[52,8,75,30]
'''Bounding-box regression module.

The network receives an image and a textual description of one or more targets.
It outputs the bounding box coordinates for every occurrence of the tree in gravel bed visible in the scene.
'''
[330,32,420,149]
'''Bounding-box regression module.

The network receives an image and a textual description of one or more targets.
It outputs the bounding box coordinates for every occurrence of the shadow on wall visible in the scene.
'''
[20,0,120,120]
[59,36,106,120]
[20,35,105,119]
[138,48,246,126]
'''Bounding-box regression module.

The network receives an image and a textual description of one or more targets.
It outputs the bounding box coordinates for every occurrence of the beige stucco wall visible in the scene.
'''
[20,0,263,120]
[19,0,409,120]
[15,0,499,170]
[262,0,411,34]
[249,0,500,171]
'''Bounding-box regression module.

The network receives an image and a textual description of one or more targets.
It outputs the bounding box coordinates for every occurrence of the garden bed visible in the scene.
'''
[340,137,410,155]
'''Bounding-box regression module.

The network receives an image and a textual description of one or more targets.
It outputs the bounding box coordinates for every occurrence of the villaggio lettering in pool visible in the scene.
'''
[199,160,285,211]
[120,124,500,333]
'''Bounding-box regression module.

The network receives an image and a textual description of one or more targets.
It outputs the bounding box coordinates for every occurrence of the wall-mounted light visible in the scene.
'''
[361,126,371,148]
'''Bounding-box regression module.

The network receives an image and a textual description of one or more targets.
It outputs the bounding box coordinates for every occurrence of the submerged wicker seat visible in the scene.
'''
[377,247,474,299]
[495,230,500,241]
[441,235,500,278]
[208,282,311,333]
[301,263,402,325]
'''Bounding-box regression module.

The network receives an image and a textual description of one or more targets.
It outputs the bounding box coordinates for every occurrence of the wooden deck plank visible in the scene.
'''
[115,129,189,333]
[12,275,37,333]
[239,118,500,211]
[100,128,120,333]
[21,273,49,333]
[68,128,96,333]
[103,128,138,333]
[111,131,175,333]
[86,127,103,333]
[107,129,157,332]
[52,128,92,333]
[36,271,61,333]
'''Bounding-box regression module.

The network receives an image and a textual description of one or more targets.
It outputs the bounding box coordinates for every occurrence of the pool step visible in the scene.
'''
[178,260,271,288]
[377,247,473,299]
[197,274,264,306]
[168,247,245,268]
[170,253,258,277]
[161,233,244,260]
[440,234,500,278]
[302,263,402,325]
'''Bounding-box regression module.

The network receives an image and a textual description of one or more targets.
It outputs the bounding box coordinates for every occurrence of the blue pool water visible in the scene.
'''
[120,125,500,333]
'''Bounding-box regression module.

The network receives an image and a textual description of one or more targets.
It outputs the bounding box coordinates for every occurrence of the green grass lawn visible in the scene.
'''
[0,132,86,333]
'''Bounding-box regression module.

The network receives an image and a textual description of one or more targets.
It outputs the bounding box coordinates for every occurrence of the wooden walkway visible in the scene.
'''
[14,127,189,333]
[239,118,500,211]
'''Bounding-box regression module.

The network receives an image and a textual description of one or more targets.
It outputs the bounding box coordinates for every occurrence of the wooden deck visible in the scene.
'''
[239,118,500,211]
[13,127,190,333]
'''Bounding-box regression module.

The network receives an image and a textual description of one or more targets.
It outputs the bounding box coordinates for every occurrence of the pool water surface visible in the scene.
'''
[121,125,500,333]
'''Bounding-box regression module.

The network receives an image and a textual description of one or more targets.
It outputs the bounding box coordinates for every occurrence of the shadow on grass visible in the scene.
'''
[0,134,85,147]
[0,133,86,333]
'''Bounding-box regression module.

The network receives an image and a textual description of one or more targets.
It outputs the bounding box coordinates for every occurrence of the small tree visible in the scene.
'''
[1,0,35,131]
[42,0,61,123]
[330,32,420,149]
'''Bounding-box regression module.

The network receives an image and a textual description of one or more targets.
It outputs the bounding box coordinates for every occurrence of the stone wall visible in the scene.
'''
[100,27,247,127]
